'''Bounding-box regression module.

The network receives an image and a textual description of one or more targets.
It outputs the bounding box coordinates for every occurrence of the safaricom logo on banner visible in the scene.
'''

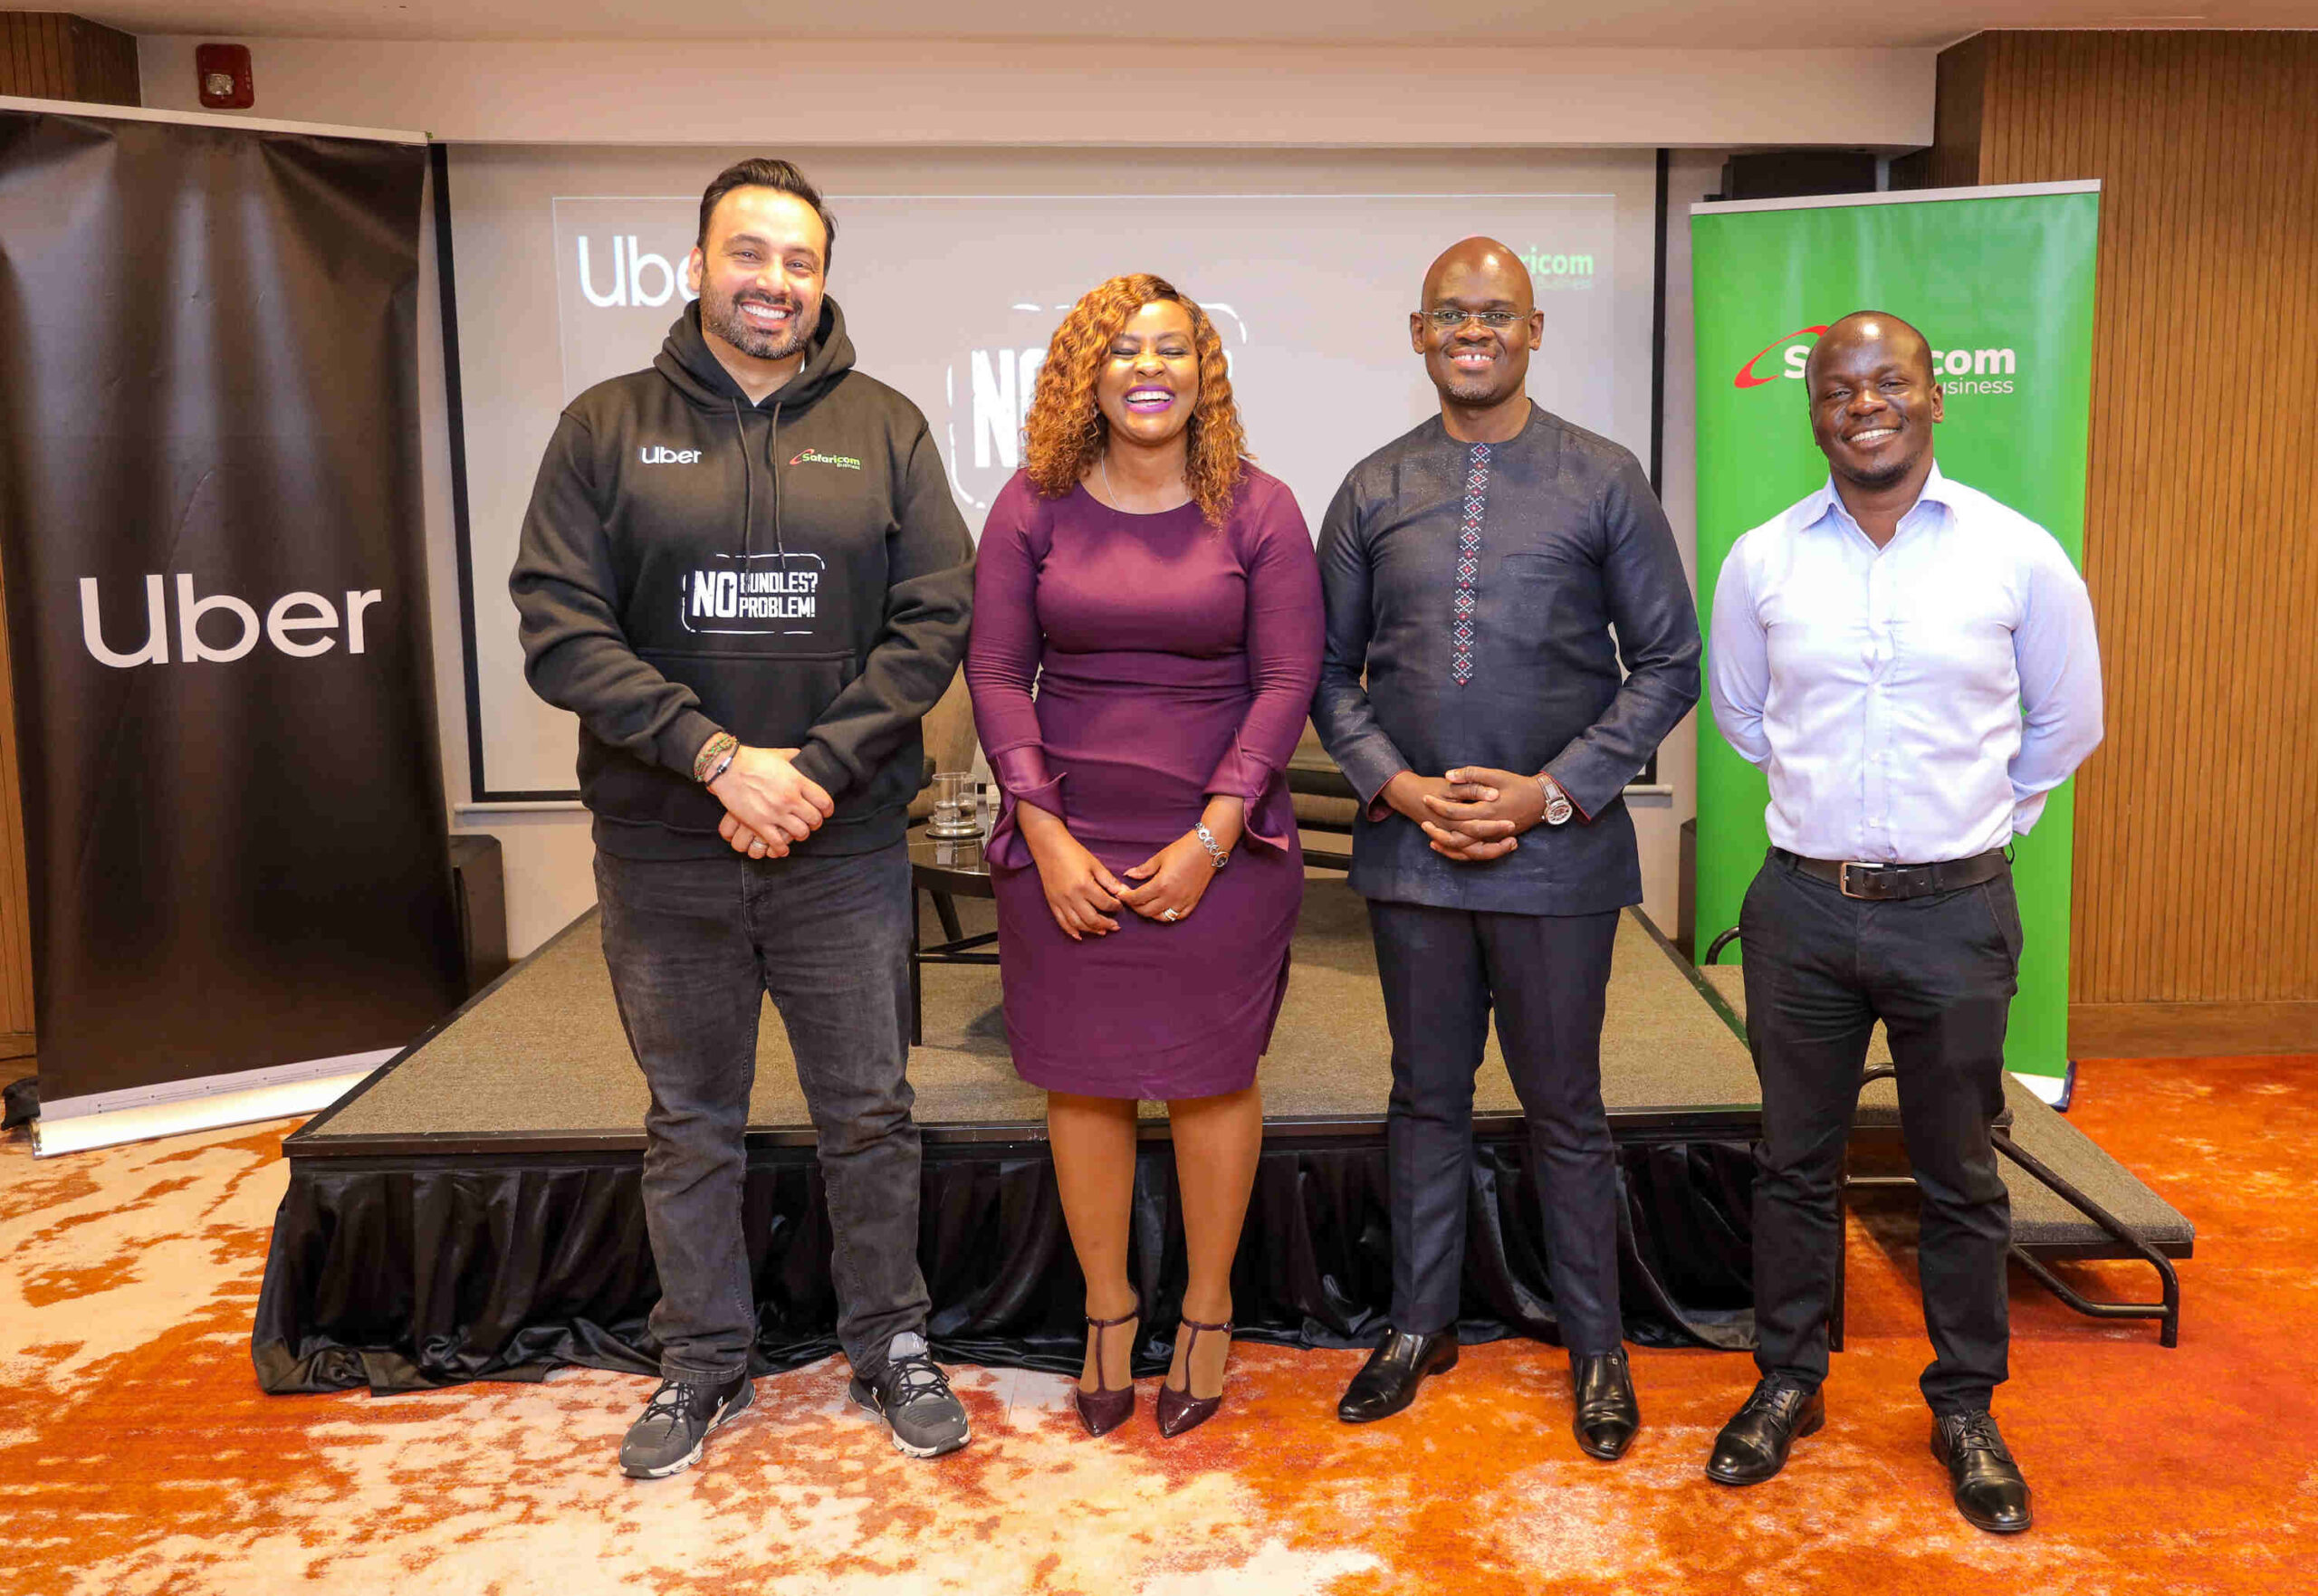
[1734,326,2019,396]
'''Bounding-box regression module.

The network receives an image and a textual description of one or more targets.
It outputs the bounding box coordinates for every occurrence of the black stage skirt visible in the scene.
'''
[252,1136,1759,1394]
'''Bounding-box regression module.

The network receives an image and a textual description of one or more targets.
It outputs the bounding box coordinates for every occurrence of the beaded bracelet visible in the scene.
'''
[693,731,740,785]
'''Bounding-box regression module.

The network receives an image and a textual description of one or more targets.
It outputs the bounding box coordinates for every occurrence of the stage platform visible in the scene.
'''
[292,879,1761,1155]
[254,869,2191,1394]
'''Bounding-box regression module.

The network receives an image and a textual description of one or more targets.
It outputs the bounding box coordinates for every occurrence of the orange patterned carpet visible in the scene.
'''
[5,1052,2314,1596]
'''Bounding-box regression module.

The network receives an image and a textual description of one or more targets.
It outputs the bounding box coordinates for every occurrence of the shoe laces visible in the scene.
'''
[641,1380,703,1425]
[1741,1381,1806,1418]
[884,1355,954,1410]
[1949,1412,2006,1454]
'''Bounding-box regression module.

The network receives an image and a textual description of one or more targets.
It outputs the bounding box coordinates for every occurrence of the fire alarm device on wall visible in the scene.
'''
[195,43,254,110]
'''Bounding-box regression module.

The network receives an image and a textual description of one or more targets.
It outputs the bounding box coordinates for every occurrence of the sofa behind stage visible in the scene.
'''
[251,873,2189,1394]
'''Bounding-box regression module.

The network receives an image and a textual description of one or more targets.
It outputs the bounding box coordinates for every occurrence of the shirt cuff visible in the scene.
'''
[789,741,850,805]
[1540,767,1595,824]
[656,711,726,781]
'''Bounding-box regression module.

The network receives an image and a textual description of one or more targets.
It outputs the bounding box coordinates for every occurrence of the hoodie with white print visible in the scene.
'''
[512,296,974,859]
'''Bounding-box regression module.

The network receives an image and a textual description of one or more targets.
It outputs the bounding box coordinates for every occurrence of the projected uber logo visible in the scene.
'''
[80,576,384,666]
[941,300,1250,511]
[577,235,699,310]
[680,553,823,636]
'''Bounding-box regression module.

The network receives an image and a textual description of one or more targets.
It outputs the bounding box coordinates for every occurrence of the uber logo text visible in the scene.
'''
[80,576,384,666]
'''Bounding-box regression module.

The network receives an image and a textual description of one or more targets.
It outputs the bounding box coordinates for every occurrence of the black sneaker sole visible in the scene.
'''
[847,1379,971,1458]
[620,1381,755,1480]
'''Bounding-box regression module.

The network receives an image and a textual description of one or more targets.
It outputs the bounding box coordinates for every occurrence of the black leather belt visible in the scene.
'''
[1775,847,2007,902]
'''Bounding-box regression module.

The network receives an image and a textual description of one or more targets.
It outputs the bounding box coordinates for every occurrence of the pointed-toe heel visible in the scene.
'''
[1072,1295,1140,1438]
[1154,1315,1231,1439]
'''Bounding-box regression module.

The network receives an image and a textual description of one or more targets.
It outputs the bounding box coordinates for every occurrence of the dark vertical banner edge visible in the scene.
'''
[431,142,491,808]
[1650,147,1670,497]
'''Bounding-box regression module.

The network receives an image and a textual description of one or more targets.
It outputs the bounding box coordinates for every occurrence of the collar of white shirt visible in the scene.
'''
[1796,462,1959,544]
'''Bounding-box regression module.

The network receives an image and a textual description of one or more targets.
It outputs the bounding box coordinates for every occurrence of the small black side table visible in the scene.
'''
[908,830,999,1045]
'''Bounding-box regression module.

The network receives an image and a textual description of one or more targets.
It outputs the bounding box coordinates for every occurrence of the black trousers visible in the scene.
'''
[1738,850,2023,1414]
[1368,899,1623,1352]
[595,845,932,1384]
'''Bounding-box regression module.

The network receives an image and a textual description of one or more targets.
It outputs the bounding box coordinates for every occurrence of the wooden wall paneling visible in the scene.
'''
[70,15,139,105]
[1935,32,2318,1054]
[0,13,138,103]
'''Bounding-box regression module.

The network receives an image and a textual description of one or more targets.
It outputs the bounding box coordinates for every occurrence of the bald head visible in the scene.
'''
[1413,236,1542,415]
[1806,308,1944,493]
[1422,236,1535,313]
[1806,310,1934,389]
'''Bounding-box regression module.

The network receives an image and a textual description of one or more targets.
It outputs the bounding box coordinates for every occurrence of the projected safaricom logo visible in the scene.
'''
[1734,326,2019,395]
[1517,246,1596,290]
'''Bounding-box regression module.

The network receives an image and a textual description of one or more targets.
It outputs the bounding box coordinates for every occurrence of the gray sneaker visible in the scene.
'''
[848,1333,971,1457]
[618,1373,754,1479]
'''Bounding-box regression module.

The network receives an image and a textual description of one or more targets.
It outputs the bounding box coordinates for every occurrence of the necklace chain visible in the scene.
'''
[1098,452,1189,513]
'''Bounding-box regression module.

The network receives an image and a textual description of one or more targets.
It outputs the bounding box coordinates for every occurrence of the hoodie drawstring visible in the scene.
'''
[730,398,752,562]
[769,400,786,560]
[731,397,790,565]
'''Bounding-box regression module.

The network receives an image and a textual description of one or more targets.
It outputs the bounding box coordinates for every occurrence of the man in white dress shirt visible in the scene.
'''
[1704,311,2103,1534]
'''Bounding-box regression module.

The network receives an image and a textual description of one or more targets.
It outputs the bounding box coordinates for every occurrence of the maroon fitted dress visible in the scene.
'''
[964,467,1325,1100]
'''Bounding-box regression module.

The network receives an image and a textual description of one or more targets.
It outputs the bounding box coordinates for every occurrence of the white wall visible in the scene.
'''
[1627,148,1733,942]
[135,36,1932,148]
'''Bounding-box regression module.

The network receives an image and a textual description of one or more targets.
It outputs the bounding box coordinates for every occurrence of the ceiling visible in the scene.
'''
[74,0,2318,49]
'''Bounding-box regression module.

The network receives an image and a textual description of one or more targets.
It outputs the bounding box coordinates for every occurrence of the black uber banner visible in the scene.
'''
[0,107,462,1104]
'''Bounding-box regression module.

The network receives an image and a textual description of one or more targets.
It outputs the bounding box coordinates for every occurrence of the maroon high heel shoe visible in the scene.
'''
[1154,1315,1231,1438]
[1072,1294,1140,1438]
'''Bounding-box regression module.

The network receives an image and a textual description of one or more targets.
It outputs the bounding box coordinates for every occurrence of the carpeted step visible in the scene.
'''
[1700,960,2195,1257]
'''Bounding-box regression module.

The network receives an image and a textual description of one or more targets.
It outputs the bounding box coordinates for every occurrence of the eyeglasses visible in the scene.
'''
[1423,308,1527,330]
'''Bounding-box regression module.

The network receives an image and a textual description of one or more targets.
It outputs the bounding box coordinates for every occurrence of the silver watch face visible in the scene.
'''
[1545,795,1574,826]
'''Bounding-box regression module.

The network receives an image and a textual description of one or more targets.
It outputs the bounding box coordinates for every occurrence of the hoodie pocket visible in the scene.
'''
[641,647,857,752]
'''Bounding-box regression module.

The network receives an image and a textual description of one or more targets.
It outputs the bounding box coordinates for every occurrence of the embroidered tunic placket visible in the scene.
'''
[1451,442,1490,686]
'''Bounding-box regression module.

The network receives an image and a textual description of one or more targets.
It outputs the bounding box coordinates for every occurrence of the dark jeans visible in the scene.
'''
[595,843,930,1385]
[1368,899,1624,1352]
[1739,850,2022,1415]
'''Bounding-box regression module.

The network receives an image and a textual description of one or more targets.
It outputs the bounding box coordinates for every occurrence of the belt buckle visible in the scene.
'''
[1837,861,1883,900]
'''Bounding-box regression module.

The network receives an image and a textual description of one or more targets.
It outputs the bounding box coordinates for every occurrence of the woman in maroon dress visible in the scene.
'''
[965,274,1322,1439]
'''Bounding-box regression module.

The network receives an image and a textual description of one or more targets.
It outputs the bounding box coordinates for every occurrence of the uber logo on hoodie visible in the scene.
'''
[639,444,702,464]
[682,551,824,634]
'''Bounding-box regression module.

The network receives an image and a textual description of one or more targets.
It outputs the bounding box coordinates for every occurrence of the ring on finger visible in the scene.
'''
[1161,907,1181,922]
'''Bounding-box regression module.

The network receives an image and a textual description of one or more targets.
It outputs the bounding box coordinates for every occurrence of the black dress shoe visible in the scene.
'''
[1337,1328,1458,1423]
[1932,1411,2034,1534]
[1705,1380,1825,1486]
[1570,1349,1641,1460]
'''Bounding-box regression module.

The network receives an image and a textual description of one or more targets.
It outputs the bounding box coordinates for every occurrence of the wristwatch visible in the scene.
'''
[1535,773,1575,827]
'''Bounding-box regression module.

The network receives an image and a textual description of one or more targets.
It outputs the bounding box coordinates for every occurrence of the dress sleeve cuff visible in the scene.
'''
[985,744,1065,869]
[1205,735,1298,853]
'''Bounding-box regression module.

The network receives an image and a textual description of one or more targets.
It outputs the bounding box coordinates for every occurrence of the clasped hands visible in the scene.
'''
[1384,766,1549,862]
[1019,798,1242,941]
[710,745,833,859]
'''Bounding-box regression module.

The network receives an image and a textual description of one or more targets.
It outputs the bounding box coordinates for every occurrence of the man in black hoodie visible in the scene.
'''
[511,159,975,1477]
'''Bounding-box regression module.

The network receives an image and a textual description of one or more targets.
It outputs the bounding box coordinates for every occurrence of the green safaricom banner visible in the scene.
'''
[1690,182,2101,1099]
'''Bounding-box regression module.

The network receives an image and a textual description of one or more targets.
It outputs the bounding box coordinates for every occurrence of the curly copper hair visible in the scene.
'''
[1022,273,1247,527]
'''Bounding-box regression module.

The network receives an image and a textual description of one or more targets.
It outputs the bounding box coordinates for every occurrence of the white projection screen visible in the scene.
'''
[443,146,1662,799]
